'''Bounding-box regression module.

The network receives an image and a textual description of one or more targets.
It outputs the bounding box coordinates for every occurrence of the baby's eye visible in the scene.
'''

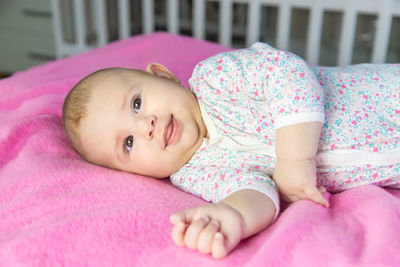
[132,97,141,113]
[124,135,134,152]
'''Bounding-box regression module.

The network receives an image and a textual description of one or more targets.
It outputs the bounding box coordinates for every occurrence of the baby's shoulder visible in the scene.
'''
[193,43,277,72]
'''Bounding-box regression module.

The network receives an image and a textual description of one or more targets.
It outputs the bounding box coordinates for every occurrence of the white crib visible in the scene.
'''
[51,0,400,66]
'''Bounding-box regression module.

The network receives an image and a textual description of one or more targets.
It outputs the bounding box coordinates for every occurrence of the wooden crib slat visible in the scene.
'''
[143,0,154,33]
[167,0,179,34]
[277,0,291,51]
[220,0,233,47]
[93,0,108,46]
[118,0,131,39]
[372,0,393,64]
[73,0,86,51]
[246,0,261,47]
[338,1,357,66]
[193,0,206,40]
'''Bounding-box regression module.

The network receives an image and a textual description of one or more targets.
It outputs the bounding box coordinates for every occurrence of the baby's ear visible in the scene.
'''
[146,63,180,84]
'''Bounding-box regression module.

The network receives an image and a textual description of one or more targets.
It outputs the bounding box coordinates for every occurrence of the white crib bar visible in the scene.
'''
[372,0,393,64]
[193,0,206,40]
[306,0,323,66]
[220,0,233,47]
[73,0,86,52]
[338,1,357,66]
[142,0,154,34]
[118,0,131,39]
[277,0,291,51]
[246,0,261,47]
[93,0,108,46]
[50,0,63,58]
[167,0,179,34]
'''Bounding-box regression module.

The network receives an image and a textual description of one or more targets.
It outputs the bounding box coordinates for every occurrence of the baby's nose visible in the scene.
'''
[140,115,156,139]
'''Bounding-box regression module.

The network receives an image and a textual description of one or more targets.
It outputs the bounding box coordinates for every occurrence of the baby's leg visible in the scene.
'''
[317,162,400,192]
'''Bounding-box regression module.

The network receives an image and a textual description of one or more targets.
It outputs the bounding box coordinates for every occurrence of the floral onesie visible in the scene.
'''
[170,42,400,217]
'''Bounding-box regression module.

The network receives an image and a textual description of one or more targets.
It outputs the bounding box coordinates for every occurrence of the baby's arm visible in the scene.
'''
[273,121,328,207]
[170,189,275,258]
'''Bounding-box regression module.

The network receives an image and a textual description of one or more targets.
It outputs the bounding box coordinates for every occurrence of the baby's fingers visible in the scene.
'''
[184,217,211,249]
[170,210,192,246]
[171,221,187,246]
[170,212,187,225]
[197,220,220,254]
[211,232,229,259]
[318,186,326,194]
[306,186,329,208]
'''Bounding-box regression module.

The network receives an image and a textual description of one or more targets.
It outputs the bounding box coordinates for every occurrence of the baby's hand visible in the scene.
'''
[273,159,329,207]
[169,202,245,258]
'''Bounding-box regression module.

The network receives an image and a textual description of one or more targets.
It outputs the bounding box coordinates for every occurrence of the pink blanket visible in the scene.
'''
[1,32,399,266]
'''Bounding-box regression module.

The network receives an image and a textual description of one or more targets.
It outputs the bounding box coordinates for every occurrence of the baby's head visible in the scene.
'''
[62,64,207,178]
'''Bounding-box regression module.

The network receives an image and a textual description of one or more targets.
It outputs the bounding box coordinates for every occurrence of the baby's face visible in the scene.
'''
[79,67,207,178]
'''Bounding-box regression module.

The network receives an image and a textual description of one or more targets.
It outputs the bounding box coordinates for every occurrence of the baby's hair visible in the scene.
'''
[62,68,116,156]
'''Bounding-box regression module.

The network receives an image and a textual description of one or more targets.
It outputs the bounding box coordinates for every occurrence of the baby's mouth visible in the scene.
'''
[164,114,180,148]
[164,115,174,148]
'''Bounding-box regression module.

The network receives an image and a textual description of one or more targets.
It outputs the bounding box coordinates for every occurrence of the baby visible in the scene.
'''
[62,42,400,258]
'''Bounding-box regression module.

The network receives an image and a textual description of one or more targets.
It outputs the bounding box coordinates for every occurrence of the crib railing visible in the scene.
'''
[51,0,400,66]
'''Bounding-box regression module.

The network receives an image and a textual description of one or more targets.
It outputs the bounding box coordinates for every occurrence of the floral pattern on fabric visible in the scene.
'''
[170,42,400,211]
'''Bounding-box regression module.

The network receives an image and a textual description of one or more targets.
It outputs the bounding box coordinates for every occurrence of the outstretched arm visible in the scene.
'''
[170,189,275,258]
[273,121,328,207]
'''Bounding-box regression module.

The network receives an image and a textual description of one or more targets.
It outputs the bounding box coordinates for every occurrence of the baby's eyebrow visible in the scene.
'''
[120,84,139,111]
[120,88,131,110]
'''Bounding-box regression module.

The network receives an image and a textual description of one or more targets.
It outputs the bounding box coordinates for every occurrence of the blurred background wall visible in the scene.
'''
[0,0,54,76]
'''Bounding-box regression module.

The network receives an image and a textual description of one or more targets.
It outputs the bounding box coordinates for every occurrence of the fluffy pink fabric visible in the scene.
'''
[1,32,399,266]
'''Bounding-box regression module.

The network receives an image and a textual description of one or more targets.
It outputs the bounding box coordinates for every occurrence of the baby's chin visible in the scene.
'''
[117,164,174,179]
[140,168,175,179]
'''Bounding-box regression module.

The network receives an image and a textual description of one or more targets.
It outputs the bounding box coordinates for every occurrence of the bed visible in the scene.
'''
[1,31,400,266]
